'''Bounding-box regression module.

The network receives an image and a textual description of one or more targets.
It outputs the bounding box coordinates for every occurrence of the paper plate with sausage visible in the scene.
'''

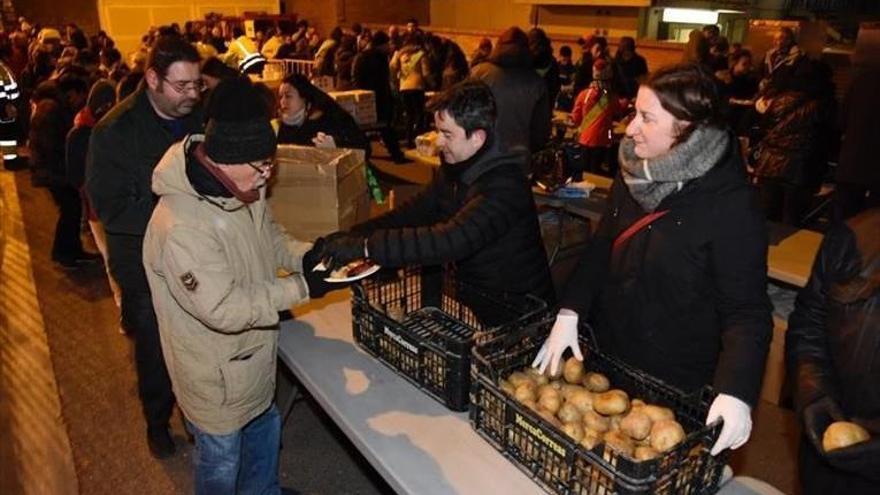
[323,259,380,283]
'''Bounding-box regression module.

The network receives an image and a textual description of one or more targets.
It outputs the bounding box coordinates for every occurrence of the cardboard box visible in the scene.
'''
[328,89,377,126]
[310,76,335,92]
[267,145,370,242]
[415,131,438,157]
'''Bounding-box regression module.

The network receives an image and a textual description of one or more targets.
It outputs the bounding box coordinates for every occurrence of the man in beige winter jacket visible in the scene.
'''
[143,77,331,494]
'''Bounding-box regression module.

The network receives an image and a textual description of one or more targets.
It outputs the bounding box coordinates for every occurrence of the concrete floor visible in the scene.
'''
[1,146,802,494]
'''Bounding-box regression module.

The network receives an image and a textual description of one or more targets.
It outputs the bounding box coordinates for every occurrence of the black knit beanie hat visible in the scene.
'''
[203,76,276,164]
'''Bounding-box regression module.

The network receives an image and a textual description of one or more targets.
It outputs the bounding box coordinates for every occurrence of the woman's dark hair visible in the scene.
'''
[615,36,636,58]
[428,80,496,138]
[330,27,343,42]
[280,73,336,113]
[643,63,725,144]
[441,41,469,89]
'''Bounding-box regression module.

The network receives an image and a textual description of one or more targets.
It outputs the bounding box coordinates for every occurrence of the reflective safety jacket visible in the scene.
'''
[0,61,20,160]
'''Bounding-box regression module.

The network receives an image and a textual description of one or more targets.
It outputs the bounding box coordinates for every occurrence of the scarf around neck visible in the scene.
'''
[618,126,729,212]
[191,143,261,204]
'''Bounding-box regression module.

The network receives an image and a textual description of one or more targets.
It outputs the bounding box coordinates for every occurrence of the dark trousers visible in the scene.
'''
[571,146,609,181]
[799,437,877,495]
[107,233,175,429]
[400,89,425,147]
[379,124,404,160]
[49,185,84,262]
[758,179,814,227]
[376,96,404,160]
[585,146,609,176]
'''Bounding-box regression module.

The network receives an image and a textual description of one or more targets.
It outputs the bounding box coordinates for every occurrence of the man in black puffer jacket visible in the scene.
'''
[317,80,555,322]
[786,207,880,495]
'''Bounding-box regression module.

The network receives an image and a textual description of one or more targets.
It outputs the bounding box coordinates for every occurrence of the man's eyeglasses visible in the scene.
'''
[246,159,275,174]
[161,77,206,94]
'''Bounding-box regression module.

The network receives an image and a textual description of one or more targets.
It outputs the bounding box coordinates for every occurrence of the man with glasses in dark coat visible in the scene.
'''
[86,34,205,459]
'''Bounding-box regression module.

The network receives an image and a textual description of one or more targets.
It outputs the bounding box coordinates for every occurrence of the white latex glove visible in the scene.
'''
[706,393,753,456]
[531,310,582,376]
[312,132,337,149]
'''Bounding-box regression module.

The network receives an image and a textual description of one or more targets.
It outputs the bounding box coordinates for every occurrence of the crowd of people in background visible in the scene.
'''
[2,13,877,252]
[1,13,877,278]
[0,24,817,203]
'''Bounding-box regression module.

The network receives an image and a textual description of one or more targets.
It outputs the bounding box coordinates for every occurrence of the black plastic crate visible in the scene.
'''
[351,266,548,411]
[470,319,727,494]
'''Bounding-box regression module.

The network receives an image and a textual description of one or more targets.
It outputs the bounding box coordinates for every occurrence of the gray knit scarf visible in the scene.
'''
[618,126,730,212]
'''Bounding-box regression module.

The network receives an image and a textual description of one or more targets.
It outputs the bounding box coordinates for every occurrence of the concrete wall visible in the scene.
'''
[428,1,641,38]
[14,0,101,36]
[430,0,533,32]
[98,0,278,60]
[535,5,639,38]
[284,0,340,35]
[284,0,429,35]
[339,0,429,28]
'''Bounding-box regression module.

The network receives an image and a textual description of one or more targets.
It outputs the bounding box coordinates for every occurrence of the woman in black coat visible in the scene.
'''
[533,64,773,457]
[275,73,369,156]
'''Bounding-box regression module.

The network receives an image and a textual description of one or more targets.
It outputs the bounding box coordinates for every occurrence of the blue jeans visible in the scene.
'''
[187,405,281,495]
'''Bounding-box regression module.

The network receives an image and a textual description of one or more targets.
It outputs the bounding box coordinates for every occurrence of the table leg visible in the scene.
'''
[550,208,567,266]
[276,363,304,428]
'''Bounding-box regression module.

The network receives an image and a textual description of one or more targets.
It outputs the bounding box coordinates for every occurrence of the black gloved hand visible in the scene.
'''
[825,433,880,480]
[320,232,366,271]
[314,232,345,262]
[803,396,845,455]
[302,239,333,298]
[303,237,325,271]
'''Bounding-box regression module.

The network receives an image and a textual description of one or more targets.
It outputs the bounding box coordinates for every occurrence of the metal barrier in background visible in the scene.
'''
[263,58,315,80]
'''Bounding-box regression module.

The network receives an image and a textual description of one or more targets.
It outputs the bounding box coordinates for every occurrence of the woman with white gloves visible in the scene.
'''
[533,63,773,457]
